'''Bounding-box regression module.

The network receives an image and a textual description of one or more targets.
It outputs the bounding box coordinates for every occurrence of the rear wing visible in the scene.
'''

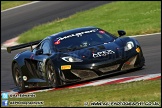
[7,40,41,53]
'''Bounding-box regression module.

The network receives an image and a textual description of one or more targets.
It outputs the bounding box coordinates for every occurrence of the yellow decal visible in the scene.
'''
[136,47,140,53]
[61,65,71,70]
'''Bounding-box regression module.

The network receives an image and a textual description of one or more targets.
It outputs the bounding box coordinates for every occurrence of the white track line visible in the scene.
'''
[1,1,40,13]
[1,47,7,50]
[121,73,161,83]
[129,32,161,37]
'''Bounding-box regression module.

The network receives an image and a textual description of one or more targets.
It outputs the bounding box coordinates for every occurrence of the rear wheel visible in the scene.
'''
[46,60,60,87]
[12,63,26,92]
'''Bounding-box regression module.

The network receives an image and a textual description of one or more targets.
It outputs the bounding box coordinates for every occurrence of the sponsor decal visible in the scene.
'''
[30,54,34,59]
[55,29,98,42]
[99,30,105,34]
[93,50,115,58]
[14,53,20,59]
[61,65,71,70]
[54,39,60,45]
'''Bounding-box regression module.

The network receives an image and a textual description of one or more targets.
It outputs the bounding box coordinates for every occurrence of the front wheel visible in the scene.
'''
[12,63,26,92]
[45,60,60,88]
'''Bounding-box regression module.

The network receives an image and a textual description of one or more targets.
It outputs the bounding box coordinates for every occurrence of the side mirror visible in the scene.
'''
[118,30,126,37]
[35,49,43,55]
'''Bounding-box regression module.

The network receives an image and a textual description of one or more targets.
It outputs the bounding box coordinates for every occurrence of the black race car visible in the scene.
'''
[7,26,145,92]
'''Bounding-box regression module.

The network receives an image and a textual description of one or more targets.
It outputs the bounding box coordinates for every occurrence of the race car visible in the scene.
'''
[7,26,145,92]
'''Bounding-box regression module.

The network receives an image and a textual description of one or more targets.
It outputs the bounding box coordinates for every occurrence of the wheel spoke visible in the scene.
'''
[18,76,22,87]
[15,69,19,84]
[15,68,22,88]
[13,64,26,92]
[47,63,56,86]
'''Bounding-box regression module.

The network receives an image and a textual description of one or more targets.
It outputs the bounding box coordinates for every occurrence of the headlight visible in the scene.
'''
[61,56,83,62]
[124,41,134,51]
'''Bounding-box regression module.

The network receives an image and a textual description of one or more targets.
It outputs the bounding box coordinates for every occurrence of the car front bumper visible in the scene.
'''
[59,48,145,83]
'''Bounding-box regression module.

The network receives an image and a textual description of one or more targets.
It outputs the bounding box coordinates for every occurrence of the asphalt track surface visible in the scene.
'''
[1,1,161,91]
[1,1,113,43]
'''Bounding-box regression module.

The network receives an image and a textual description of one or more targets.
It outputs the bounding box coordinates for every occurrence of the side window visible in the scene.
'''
[41,40,50,54]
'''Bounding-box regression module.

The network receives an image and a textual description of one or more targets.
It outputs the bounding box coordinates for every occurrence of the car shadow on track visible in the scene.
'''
[15,67,145,93]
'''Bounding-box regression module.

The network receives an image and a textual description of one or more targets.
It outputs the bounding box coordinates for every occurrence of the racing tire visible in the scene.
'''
[12,63,26,92]
[45,60,60,88]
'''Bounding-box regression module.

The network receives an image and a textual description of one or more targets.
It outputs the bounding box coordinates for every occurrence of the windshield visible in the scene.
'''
[53,29,116,52]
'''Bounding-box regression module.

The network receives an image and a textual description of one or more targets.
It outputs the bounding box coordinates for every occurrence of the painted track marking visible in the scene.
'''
[1,73,161,95]
[1,1,40,13]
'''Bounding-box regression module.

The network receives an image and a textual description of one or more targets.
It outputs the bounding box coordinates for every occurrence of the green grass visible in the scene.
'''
[7,79,161,107]
[16,1,161,43]
[1,1,32,11]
